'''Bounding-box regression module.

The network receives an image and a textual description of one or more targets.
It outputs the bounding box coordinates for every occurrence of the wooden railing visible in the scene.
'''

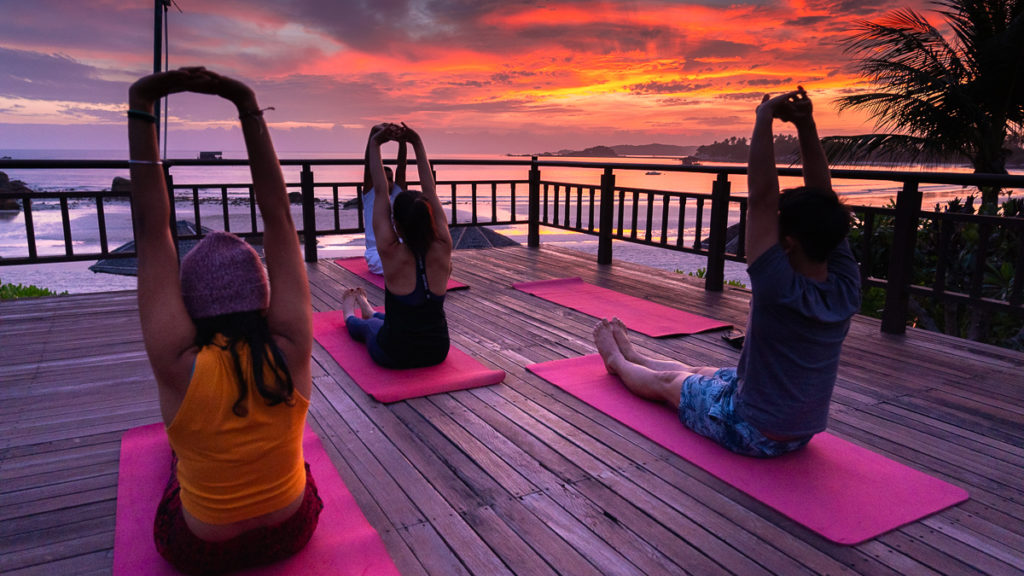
[2,157,1022,336]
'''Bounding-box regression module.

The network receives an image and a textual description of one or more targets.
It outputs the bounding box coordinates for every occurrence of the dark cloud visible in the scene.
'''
[743,77,793,87]
[688,39,756,60]
[784,16,831,26]
[0,2,151,57]
[682,114,746,125]
[267,0,465,54]
[517,23,684,56]
[267,1,692,58]
[828,0,911,16]
[447,80,487,87]
[0,48,126,103]
[716,91,768,101]
[0,0,930,153]
[490,70,539,84]
[629,81,713,95]
[653,97,696,106]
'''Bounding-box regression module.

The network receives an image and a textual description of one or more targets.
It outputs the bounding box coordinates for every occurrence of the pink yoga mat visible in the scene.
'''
[527,354,969,545]
[314,309,505,403]
[335,256,468,291]
[513,277,730,337]
[114,423,399,575]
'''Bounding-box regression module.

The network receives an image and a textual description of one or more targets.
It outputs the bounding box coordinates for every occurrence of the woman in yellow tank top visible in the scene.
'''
[127,67,321,574]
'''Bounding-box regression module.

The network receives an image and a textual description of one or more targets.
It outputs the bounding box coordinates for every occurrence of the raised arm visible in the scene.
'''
[210,71,312,360]
[128,67,312,393]
[790,92,830,191]
[401,124,452,249]
[746,94,784,265]
[128,70,201,390]
[745,89,818,264]
[367,123,403,252]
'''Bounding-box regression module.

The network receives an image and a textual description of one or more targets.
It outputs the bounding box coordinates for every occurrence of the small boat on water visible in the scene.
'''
[198,151,222,160]
[645,171,662,175]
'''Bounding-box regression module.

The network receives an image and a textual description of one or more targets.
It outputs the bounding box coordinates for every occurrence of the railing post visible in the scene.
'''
[300,163,317,263]
[881,181,922,334]
[705,173,730,291]
[165,169,179,255]
[597,167,616,265]
[528,156,541,248]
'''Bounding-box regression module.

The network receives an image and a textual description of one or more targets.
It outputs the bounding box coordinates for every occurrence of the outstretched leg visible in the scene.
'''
[593,319,689,407]
[610,318,718,376]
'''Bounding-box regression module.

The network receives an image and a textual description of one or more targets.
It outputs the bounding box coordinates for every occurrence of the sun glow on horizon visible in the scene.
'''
[0,0,922,151]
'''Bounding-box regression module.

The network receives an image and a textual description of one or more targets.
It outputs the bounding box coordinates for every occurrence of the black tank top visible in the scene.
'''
[376,257,449,368]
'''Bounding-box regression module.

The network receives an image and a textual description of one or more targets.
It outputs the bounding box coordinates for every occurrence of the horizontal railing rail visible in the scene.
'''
[2,156,1022,337]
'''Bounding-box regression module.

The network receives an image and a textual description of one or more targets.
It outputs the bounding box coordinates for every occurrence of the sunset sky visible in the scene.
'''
[0,0,938,155]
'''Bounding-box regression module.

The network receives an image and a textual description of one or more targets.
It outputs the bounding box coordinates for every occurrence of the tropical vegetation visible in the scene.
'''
[849,197,1024,349]
[0,279,67,299]
[825,0,1024,211]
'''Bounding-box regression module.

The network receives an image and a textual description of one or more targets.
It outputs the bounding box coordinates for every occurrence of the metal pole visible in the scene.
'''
[152,1,164,139]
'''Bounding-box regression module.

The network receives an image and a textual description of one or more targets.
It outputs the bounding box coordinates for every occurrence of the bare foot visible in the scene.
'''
[341,288,358,319]
[610,318,642,363]
[593,319,624,374]
[354,287,375,318]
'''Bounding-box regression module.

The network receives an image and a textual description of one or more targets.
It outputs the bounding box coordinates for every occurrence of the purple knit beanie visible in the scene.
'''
[179,231,270,319]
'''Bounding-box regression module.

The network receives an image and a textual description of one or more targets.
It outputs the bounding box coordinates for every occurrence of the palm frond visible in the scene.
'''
[845,8,966,81]
[821,134,965,166]
[837,0,1023,182]
[836,88,974,147]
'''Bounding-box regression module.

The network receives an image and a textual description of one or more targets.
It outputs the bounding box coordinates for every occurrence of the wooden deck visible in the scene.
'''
[2,244,1023,575]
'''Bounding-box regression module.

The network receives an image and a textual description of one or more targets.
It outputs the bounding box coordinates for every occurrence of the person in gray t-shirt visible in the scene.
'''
[593,88,860,457]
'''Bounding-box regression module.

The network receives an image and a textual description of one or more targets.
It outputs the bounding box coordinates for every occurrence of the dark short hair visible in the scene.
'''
[778,186,851,262]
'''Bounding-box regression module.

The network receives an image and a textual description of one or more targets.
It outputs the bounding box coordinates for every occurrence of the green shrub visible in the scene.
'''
[0,279,67,300]
[849,196,1023,349]
[677,267,747,288]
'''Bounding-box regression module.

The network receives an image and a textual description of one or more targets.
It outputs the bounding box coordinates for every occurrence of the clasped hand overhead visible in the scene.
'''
[129,66,257,111]
[756,86,813,127]
[370,122,422,146]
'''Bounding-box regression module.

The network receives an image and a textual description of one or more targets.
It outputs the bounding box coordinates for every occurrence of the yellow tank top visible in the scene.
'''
[166,335,309,524]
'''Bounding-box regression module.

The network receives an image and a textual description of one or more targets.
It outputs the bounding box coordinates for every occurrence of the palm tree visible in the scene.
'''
[825,0,1023,210]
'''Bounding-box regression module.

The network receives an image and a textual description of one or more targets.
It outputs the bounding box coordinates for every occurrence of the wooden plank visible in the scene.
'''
[2,247,1024,575]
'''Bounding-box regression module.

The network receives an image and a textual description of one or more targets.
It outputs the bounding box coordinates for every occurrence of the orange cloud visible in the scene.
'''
[0,0,941,152]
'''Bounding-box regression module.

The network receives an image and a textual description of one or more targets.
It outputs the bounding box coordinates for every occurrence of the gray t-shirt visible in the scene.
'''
[736,240,861,437]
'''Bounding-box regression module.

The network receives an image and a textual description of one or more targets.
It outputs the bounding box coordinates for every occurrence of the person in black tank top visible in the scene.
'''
[343,123,453,368]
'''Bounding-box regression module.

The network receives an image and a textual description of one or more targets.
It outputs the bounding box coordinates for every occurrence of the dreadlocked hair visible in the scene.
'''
[193,310,295,417]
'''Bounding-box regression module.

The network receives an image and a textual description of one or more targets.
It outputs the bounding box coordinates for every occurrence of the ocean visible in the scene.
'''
[1,149,1019,294]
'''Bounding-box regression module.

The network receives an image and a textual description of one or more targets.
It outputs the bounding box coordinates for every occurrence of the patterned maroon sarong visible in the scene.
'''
[153,459,324,575]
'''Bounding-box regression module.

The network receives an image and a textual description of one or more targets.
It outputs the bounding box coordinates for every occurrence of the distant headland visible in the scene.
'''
[512,137,1024,167]
[510,143,698,159]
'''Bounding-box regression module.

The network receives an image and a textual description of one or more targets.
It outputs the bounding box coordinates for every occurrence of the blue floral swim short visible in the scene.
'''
[678,368,811,458]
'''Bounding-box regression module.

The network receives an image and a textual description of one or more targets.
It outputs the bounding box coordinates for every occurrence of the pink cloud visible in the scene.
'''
[0,0,942,153]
